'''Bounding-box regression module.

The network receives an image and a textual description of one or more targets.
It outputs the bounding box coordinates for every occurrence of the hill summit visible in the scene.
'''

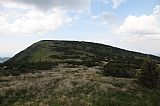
[4,40,160,71]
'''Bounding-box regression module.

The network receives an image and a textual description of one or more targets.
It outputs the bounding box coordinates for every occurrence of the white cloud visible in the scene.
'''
[0,9,71,35]
[91,11,115,24]
[113,35,160,55]
[153,5,160,16]
[0,0,91,12]
[0,0,92,35]
[101,11,115,23]
[91,15,99,19]
[153,5,160,24]
[0,0,125,35]
[115,5,160,37]
[97,0,125,9]
[111,5,160,55]
[116,15,160,36]
[111,0,125,9]
[96,0,109,4]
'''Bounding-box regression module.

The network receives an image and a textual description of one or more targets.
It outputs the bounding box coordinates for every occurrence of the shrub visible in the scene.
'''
[138,58,160,88]
[16,61,58,70]
[64,60,96,67]
[103,61,135,78]
[0,61,59,76]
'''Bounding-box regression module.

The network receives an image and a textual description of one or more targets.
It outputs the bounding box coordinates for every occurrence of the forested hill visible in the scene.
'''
[4,40,160,70]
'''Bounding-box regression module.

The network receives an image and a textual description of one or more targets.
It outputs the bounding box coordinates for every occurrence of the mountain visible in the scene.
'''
[0,57,10,63]
[4,40,160,70]
[1,40,160,105]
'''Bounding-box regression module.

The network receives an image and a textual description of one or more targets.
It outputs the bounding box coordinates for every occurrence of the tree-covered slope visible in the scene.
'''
[4,40,160,69]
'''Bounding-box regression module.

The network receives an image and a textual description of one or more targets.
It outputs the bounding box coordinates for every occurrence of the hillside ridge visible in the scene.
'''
[3,40,160,73]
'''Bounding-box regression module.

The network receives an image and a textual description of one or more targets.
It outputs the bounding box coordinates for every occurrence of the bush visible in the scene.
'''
[64,60,96,67]
[138,58,160,88]
[0,68,21,76]
[16,61,58,70]
[103,61,135,78]
[0,61,59,76]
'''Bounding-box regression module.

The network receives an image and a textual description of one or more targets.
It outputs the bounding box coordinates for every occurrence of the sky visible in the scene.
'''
[0,0,160,57]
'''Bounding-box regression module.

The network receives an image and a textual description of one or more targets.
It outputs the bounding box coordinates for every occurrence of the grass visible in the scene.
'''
[0,67,160,106]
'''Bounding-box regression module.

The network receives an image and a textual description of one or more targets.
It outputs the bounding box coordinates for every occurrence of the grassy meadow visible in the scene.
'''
[0,67,160,106]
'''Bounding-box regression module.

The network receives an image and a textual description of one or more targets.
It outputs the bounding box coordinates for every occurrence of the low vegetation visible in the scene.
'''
[0,67,160,106]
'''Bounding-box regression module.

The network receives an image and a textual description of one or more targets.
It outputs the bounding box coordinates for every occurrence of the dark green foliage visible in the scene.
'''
[0,66,21,76]
[103,60,136,78]
[50,55,80,59]
[138,58,160,88]
[15,61,58,70]
[0,62,58,76]
[3,40,160,75]
[5,40,160,67]
[64,60,96,67]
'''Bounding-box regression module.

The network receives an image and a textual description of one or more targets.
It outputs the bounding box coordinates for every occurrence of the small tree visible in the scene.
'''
[138,57,159,88]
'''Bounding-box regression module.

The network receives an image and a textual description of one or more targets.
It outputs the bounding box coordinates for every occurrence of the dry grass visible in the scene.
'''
[0,67,160,106]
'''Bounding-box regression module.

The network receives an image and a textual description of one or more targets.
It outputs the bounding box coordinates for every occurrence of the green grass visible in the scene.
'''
[0,67,160,106]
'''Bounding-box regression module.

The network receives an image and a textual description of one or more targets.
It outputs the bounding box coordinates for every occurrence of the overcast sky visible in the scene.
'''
[0,0,160,57]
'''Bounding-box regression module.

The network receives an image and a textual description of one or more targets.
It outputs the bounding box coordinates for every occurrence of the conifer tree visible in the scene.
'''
[138,57,159,88]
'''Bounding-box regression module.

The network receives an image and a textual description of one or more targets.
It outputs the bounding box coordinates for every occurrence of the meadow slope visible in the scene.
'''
[0,67,160,106]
